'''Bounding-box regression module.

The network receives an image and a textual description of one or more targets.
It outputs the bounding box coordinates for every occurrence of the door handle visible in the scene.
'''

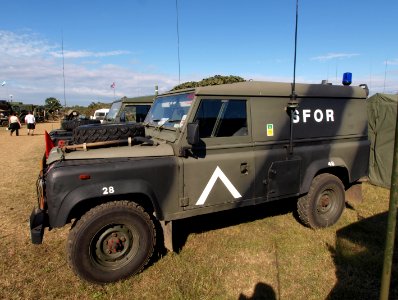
[240,162,249,174]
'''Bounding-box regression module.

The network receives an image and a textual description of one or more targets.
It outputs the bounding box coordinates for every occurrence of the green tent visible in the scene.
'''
[368,93,398,188]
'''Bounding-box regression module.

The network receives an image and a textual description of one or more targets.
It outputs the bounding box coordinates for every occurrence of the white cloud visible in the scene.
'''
[0,30,55,57]
[385,59,398,66]
[50,50,131,59]
[0,30,179,105]
[311,52,360,62]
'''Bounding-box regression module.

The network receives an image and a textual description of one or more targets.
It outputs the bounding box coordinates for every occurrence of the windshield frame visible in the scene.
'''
[105,101,122,122]
[145,92,195,130]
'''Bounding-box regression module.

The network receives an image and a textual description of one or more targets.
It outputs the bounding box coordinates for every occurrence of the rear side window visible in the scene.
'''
[122,105,151,122]
[194,99,247,138]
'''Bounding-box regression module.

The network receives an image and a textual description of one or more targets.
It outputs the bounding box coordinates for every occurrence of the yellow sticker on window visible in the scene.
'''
[267,124,274,136]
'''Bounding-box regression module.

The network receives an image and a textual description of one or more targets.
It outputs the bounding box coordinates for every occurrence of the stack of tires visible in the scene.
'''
[60,119,101,131]
[50,119,101,146]
[72,123,145,144]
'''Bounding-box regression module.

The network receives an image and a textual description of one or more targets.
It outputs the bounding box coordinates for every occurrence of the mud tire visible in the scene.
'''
[61,119,101,131]
[72,123,145,144]
[297,174,345,229]
[49,129,73,146]
[67,201,156,284]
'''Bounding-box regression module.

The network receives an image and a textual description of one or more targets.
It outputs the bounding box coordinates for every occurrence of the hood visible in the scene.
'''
[47,143,174,163]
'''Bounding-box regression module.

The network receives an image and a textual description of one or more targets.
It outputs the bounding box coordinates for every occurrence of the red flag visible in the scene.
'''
[44,130,55,159]
[110,82,115,89]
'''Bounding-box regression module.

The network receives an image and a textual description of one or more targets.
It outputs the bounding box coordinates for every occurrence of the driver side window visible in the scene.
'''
[194,99,248,138]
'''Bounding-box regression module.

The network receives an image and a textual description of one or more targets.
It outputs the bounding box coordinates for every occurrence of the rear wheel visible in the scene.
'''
[297,174,345,228]
[67,201,156,284]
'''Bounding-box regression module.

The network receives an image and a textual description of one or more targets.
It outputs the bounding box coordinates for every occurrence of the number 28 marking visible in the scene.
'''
[102,186,115,195]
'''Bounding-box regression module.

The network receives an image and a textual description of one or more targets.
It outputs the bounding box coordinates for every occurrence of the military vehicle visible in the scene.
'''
[30,81,369,284]
[49,110,100,146]
[49,95,154,146]
[0,100,12,126]
[104,95,153,123]
[0,100,45,126]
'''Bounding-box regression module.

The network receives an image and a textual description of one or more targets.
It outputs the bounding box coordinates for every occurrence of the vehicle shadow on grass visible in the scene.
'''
[327,212,398,300]
[172,198,298,253]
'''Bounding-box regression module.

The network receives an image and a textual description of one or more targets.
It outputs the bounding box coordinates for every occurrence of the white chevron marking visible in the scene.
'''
[196,166,242,205]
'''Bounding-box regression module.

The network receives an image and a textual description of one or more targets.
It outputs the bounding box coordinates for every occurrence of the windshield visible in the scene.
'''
[106,101,122,122]
[145,93,194,128]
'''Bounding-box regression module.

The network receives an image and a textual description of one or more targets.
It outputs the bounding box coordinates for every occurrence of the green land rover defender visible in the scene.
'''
[30,81,369,283]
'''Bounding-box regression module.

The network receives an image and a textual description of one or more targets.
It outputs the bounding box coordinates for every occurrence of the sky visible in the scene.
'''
[0,0,397,106]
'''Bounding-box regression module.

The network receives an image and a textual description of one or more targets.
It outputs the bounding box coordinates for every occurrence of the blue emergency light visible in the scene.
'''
[342,72,352,86]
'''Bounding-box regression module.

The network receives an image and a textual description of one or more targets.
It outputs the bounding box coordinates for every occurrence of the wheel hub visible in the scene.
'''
[92,225,138,267]
[106,233,126,254]
[320,195,330,208]
[317,191,333,214]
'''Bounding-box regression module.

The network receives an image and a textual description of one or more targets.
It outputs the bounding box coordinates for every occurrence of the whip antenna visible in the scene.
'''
[62,31,67,107]
[175,0,181,84]
[290,0,299,105]
[287,0,300,155]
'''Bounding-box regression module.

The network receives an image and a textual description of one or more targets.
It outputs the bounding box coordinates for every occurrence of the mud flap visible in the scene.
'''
[30,208,47,244]
[345,183,363,204]
[160,220,173,252]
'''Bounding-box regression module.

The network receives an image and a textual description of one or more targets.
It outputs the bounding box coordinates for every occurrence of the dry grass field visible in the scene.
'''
[0,121,397,299]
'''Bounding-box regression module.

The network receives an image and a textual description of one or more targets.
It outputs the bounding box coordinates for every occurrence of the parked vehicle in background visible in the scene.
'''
[104,95,154,123]
[30,81,369,284]
[49,96,154,146]
[0,100,46,126]
[49,110,100,146]
[0,100,12,126]
[91,108,110,123]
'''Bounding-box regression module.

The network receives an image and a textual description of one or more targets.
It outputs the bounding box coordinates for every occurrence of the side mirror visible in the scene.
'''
[187,122,200,145]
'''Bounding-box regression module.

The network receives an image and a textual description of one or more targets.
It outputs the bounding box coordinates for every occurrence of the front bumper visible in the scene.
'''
[30,207,48,244]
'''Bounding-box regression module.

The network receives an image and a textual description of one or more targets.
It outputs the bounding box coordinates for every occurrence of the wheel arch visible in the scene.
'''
[300,158,350,195]
[52,182,163,227]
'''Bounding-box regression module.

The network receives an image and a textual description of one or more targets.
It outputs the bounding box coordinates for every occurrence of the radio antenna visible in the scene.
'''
[383,59,388,93]
[287,0,299,155]
[291,0,299,102]
[62,31,67,107]
[175,0,181,84]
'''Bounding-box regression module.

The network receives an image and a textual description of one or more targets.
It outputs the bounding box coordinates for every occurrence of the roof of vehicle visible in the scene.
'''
[94,108,110,113]
[113,95,155,104]
[161,81,368,99]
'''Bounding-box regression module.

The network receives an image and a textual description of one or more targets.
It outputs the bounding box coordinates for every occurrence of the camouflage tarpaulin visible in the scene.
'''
[368,93,398,188]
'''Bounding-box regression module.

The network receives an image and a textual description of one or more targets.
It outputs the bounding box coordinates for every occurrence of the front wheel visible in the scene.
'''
[67,201,156,284]
[297,174,345,229]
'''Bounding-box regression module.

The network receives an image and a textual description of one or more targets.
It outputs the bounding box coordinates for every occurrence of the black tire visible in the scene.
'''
[49,129,70,138]
[297,174,345,229]
[72,123,145,144]
[61,119,101,131]
[49,129,73,146]
[67,201,156,284]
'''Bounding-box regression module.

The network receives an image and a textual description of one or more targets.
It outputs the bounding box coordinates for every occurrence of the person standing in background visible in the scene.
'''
[9,112,21,136]
[25,111,36,136]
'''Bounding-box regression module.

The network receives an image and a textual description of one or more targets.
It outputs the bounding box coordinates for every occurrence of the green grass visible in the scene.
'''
[0,124,397,299]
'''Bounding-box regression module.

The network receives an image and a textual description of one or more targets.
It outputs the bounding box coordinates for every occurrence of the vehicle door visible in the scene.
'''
[182,98,254,210]
[251,97,301,201]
